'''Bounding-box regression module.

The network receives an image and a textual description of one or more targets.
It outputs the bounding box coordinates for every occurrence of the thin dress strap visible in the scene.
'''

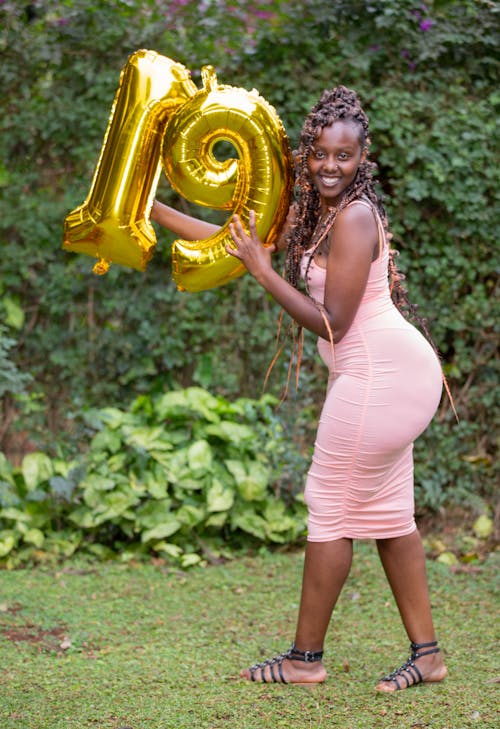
[345,198,386,259]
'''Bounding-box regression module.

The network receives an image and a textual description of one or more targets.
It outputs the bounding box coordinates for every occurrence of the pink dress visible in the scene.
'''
[301,201,442,541]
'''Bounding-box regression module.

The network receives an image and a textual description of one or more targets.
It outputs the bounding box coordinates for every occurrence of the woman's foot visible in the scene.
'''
[241,644,327,684]
[375,641,447,692]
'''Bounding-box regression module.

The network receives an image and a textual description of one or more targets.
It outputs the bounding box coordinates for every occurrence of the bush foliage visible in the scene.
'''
[0,387,308,567]
[0,0,498,550]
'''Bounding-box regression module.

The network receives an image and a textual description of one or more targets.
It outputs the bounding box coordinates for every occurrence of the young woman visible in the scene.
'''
[152,86,448,691]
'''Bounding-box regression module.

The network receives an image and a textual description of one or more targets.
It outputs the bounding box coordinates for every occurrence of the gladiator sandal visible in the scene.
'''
[248,643,324,684]
[379,640,441,690]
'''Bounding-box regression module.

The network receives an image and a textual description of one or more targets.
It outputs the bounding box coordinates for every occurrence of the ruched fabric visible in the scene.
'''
[301,203,442,541]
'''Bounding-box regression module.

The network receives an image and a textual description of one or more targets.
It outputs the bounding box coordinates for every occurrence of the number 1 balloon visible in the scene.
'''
[62,49,293,292]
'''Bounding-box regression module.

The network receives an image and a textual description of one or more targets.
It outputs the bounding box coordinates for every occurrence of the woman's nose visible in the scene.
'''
[323,155,338,171]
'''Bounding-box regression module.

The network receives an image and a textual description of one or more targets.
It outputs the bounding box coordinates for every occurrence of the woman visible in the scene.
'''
[152,86,448,691]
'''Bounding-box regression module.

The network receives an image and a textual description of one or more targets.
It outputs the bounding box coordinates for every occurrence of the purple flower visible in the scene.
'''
[419,18,434,31]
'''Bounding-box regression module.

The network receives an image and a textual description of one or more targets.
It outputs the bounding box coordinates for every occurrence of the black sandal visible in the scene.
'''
[379,640,441,690]
[248,643,324,684]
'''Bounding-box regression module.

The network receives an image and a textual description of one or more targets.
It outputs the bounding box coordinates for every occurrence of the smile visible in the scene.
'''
[319,176,340,187]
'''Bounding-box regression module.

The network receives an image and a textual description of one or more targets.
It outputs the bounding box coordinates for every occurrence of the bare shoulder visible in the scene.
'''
[328,201,378,259]
[334,201,378,234]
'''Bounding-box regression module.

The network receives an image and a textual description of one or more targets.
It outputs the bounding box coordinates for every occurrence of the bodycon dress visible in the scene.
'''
[301,200,443,541]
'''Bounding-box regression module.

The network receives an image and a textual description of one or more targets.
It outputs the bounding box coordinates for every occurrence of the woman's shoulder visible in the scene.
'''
[334,198,378,232]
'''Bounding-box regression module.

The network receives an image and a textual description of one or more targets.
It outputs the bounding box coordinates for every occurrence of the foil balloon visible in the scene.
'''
[62,50,197,273]
[163,66,294,292]
[62,50,293,291]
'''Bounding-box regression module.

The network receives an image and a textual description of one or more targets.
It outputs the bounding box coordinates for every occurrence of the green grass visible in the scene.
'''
[0,541,498,729]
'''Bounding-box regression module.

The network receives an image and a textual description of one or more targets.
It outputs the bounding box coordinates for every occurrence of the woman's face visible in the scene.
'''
[307,120,366,208]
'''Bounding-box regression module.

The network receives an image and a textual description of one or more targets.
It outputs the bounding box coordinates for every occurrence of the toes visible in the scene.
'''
[375,680,397,693]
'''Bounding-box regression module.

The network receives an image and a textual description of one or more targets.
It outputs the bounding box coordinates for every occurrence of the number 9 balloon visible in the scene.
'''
[62,49,293,292]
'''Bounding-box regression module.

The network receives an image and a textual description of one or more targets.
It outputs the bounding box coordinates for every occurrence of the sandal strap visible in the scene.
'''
[286,643,324,663]
[410,640,440,659]
[248,643,324,683]
[381,641,440,690]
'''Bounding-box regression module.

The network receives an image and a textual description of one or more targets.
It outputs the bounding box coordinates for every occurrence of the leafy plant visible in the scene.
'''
[0,387,308,568]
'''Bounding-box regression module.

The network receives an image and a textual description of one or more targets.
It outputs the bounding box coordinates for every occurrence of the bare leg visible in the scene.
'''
[241,538,353,683]
[375,529,447,691]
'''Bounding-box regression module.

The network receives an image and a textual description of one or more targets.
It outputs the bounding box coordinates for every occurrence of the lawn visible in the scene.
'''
[0,541,498,729]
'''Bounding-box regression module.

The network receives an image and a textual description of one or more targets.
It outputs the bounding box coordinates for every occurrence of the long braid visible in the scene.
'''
[285,85,411,321]
[277,86,457,418]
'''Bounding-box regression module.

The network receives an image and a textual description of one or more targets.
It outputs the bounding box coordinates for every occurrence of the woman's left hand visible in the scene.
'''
[227,210,275,281]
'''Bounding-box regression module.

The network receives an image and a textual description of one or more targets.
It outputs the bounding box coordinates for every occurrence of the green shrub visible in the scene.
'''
[0,388,308,568]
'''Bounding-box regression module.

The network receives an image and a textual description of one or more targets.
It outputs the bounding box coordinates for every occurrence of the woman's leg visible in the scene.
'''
[241,537,353,683]
[375,529,447,691]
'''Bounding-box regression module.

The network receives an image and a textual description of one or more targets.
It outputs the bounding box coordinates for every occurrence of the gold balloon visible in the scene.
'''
[62,51,293,291]
[163,66,294,292]
[62,50,197,272]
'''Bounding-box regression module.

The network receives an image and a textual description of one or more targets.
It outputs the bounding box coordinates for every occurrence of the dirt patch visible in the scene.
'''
[1,622,68,653]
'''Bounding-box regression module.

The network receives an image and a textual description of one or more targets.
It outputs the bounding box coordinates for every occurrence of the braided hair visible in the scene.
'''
[284,85,415,309]
[276,86,455,413]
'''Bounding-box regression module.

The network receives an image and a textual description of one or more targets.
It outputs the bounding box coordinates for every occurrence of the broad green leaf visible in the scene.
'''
[123,426,172,452]
[155,387,222,423]
[3,296,25,330]
[177,504,205,527]
[262,501,302,540]
[225,459,269,501]
[81,475,117,507]
[141,518,181,542]
[205,421,255,445]
[107,453,128,473]
[181,553,203,568]
[0,531,17,557]
[49,476,76,500]
[21,452,53,491]
[96,407,128,429]
[206,480,234,513]
[135,499,173,529]
[0,454,15,485]
[164,449,188,482]
[175,477,203,491]
[68,506,99,529]
[0,481,20,508]
[144,469,168,499]
[154,542,183,558]
[0,507,31,524]
[92,490,140,524]
[188,440,213,472]
[90,429,122,454]
[231,512,267,540]
[205,511,228,528]
[23,528,45,548]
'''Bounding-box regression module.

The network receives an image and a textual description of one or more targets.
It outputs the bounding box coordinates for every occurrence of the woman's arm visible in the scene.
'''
[228,205,378,343]
[151,199,220,241]
[273,202,297,252]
